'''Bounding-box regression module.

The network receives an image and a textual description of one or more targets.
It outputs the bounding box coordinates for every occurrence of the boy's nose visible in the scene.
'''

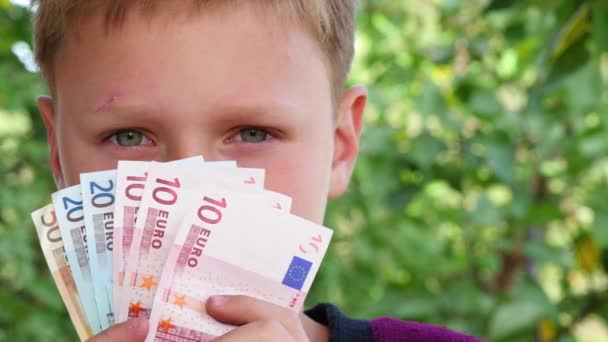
[163,139,219,163]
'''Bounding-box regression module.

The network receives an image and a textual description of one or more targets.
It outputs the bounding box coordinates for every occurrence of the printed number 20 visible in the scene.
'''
[90,180,115,208]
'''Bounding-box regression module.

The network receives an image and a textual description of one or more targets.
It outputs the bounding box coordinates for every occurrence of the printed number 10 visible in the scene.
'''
[153,178,181,206]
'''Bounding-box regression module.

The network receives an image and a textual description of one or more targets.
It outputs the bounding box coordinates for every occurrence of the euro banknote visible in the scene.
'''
[31,204,93,340]
[81,169,117,329]
[145,188,331,341]
[51,185,103,334]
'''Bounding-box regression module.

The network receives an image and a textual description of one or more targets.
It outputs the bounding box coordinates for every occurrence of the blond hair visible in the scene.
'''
[31,0,358,99]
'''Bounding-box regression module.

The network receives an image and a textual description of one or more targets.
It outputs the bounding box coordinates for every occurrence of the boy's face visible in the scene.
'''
[39,4,366,224]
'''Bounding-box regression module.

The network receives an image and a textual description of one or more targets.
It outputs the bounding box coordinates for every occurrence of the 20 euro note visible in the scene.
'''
[81,169,117,329]
[31,204,93,341]
[119,162,264,322]
[146,189,332,341]
[52,185,103,334]
[113,156,209,322]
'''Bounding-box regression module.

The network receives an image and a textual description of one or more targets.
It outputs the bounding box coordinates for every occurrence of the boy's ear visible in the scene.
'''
[37,96,65,189]
[328,85,367,199]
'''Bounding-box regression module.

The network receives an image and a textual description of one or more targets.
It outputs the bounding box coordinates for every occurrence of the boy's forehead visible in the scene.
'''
[94,90,121,113]
[55,4,333,116]
[67,2,288,51]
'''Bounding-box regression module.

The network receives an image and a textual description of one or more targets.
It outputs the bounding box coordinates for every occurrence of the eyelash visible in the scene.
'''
[104,129,154,148]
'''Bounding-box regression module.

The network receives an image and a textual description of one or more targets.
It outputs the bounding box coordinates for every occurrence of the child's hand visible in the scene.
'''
[86,295,327,342]
[87,317,148,342]
[206,295,328,342]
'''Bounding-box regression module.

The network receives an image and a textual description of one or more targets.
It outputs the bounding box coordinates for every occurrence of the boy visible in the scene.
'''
[32,0,481,341]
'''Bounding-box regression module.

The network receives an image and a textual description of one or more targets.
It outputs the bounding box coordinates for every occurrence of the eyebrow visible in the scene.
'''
[203,100,299,124]
[88,97,301,124]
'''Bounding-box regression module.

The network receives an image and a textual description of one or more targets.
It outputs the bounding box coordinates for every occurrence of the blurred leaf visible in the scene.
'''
[549,4,590,61]
[538,319,557,342]
[602,248,608,274]
[470,90,501,118]
[544,36,591,88]
[408,134,445,169]
[484,0,518,13]
[487,143,514,184]
[592,2,608,53]
[575,234,600,273]
[391,295,439,320]
[489,300,544,340]
[543,4,591,87]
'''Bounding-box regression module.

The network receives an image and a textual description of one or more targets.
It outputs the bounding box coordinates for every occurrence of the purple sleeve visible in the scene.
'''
[371,317,484,342]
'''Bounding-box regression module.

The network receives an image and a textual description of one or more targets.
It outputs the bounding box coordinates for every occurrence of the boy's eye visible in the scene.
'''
[108,130,152,147]
[234,128,271,143]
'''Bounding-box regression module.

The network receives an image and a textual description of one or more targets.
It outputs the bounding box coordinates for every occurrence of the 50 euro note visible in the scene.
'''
[113,156,209,322]
[31,204,93,341]
[52,185,102,334]
[81,169,118,329]
[146,190,332,342]
[118,162,264,322]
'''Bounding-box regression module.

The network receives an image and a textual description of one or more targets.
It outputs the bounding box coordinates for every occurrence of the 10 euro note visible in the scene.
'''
[113,157,208,322]
[146,189,332,341]
[81,169,118,329]
[52,185,103,334]
[119,162,264,322]
[31,204,93,341]
[112,160,152,323]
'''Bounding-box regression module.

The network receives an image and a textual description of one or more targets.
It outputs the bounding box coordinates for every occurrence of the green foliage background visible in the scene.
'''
[1,0,608,341]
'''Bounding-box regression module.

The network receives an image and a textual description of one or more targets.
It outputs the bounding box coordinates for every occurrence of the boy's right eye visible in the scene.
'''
[107,130,152,147]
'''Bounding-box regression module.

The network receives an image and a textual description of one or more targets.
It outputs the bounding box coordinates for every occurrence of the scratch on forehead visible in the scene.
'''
[94,90,122,112]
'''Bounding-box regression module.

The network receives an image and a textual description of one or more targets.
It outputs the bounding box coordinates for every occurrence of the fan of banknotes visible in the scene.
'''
[31,156,332,341]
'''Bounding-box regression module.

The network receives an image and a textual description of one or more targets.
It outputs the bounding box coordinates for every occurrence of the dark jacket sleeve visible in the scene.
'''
[305,303,484,342]
[305,303,373,341]
[370,317,484,342]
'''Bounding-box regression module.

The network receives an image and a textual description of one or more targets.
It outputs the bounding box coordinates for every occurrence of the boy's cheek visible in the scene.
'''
[56,137,115,187]
[263,156,332,223]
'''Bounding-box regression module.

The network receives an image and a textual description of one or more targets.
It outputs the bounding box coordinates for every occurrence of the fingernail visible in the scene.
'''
[209,295,228,307]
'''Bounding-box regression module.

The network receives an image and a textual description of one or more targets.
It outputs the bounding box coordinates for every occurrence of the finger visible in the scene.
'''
[86,317,149,342]
[211,320,294,342]
[206,295,306,339]
[299,313,330,341]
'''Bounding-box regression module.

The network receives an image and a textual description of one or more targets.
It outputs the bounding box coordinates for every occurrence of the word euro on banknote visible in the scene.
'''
[31,204,93,341]
[146,189,332,341]
[52,185,102,334]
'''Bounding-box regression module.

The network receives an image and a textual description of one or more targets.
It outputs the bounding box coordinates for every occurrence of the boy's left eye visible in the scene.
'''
[107,129,153,147]
[232,128,272,143]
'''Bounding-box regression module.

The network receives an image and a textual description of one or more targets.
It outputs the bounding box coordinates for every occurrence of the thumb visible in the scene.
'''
[87,318,149,342]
